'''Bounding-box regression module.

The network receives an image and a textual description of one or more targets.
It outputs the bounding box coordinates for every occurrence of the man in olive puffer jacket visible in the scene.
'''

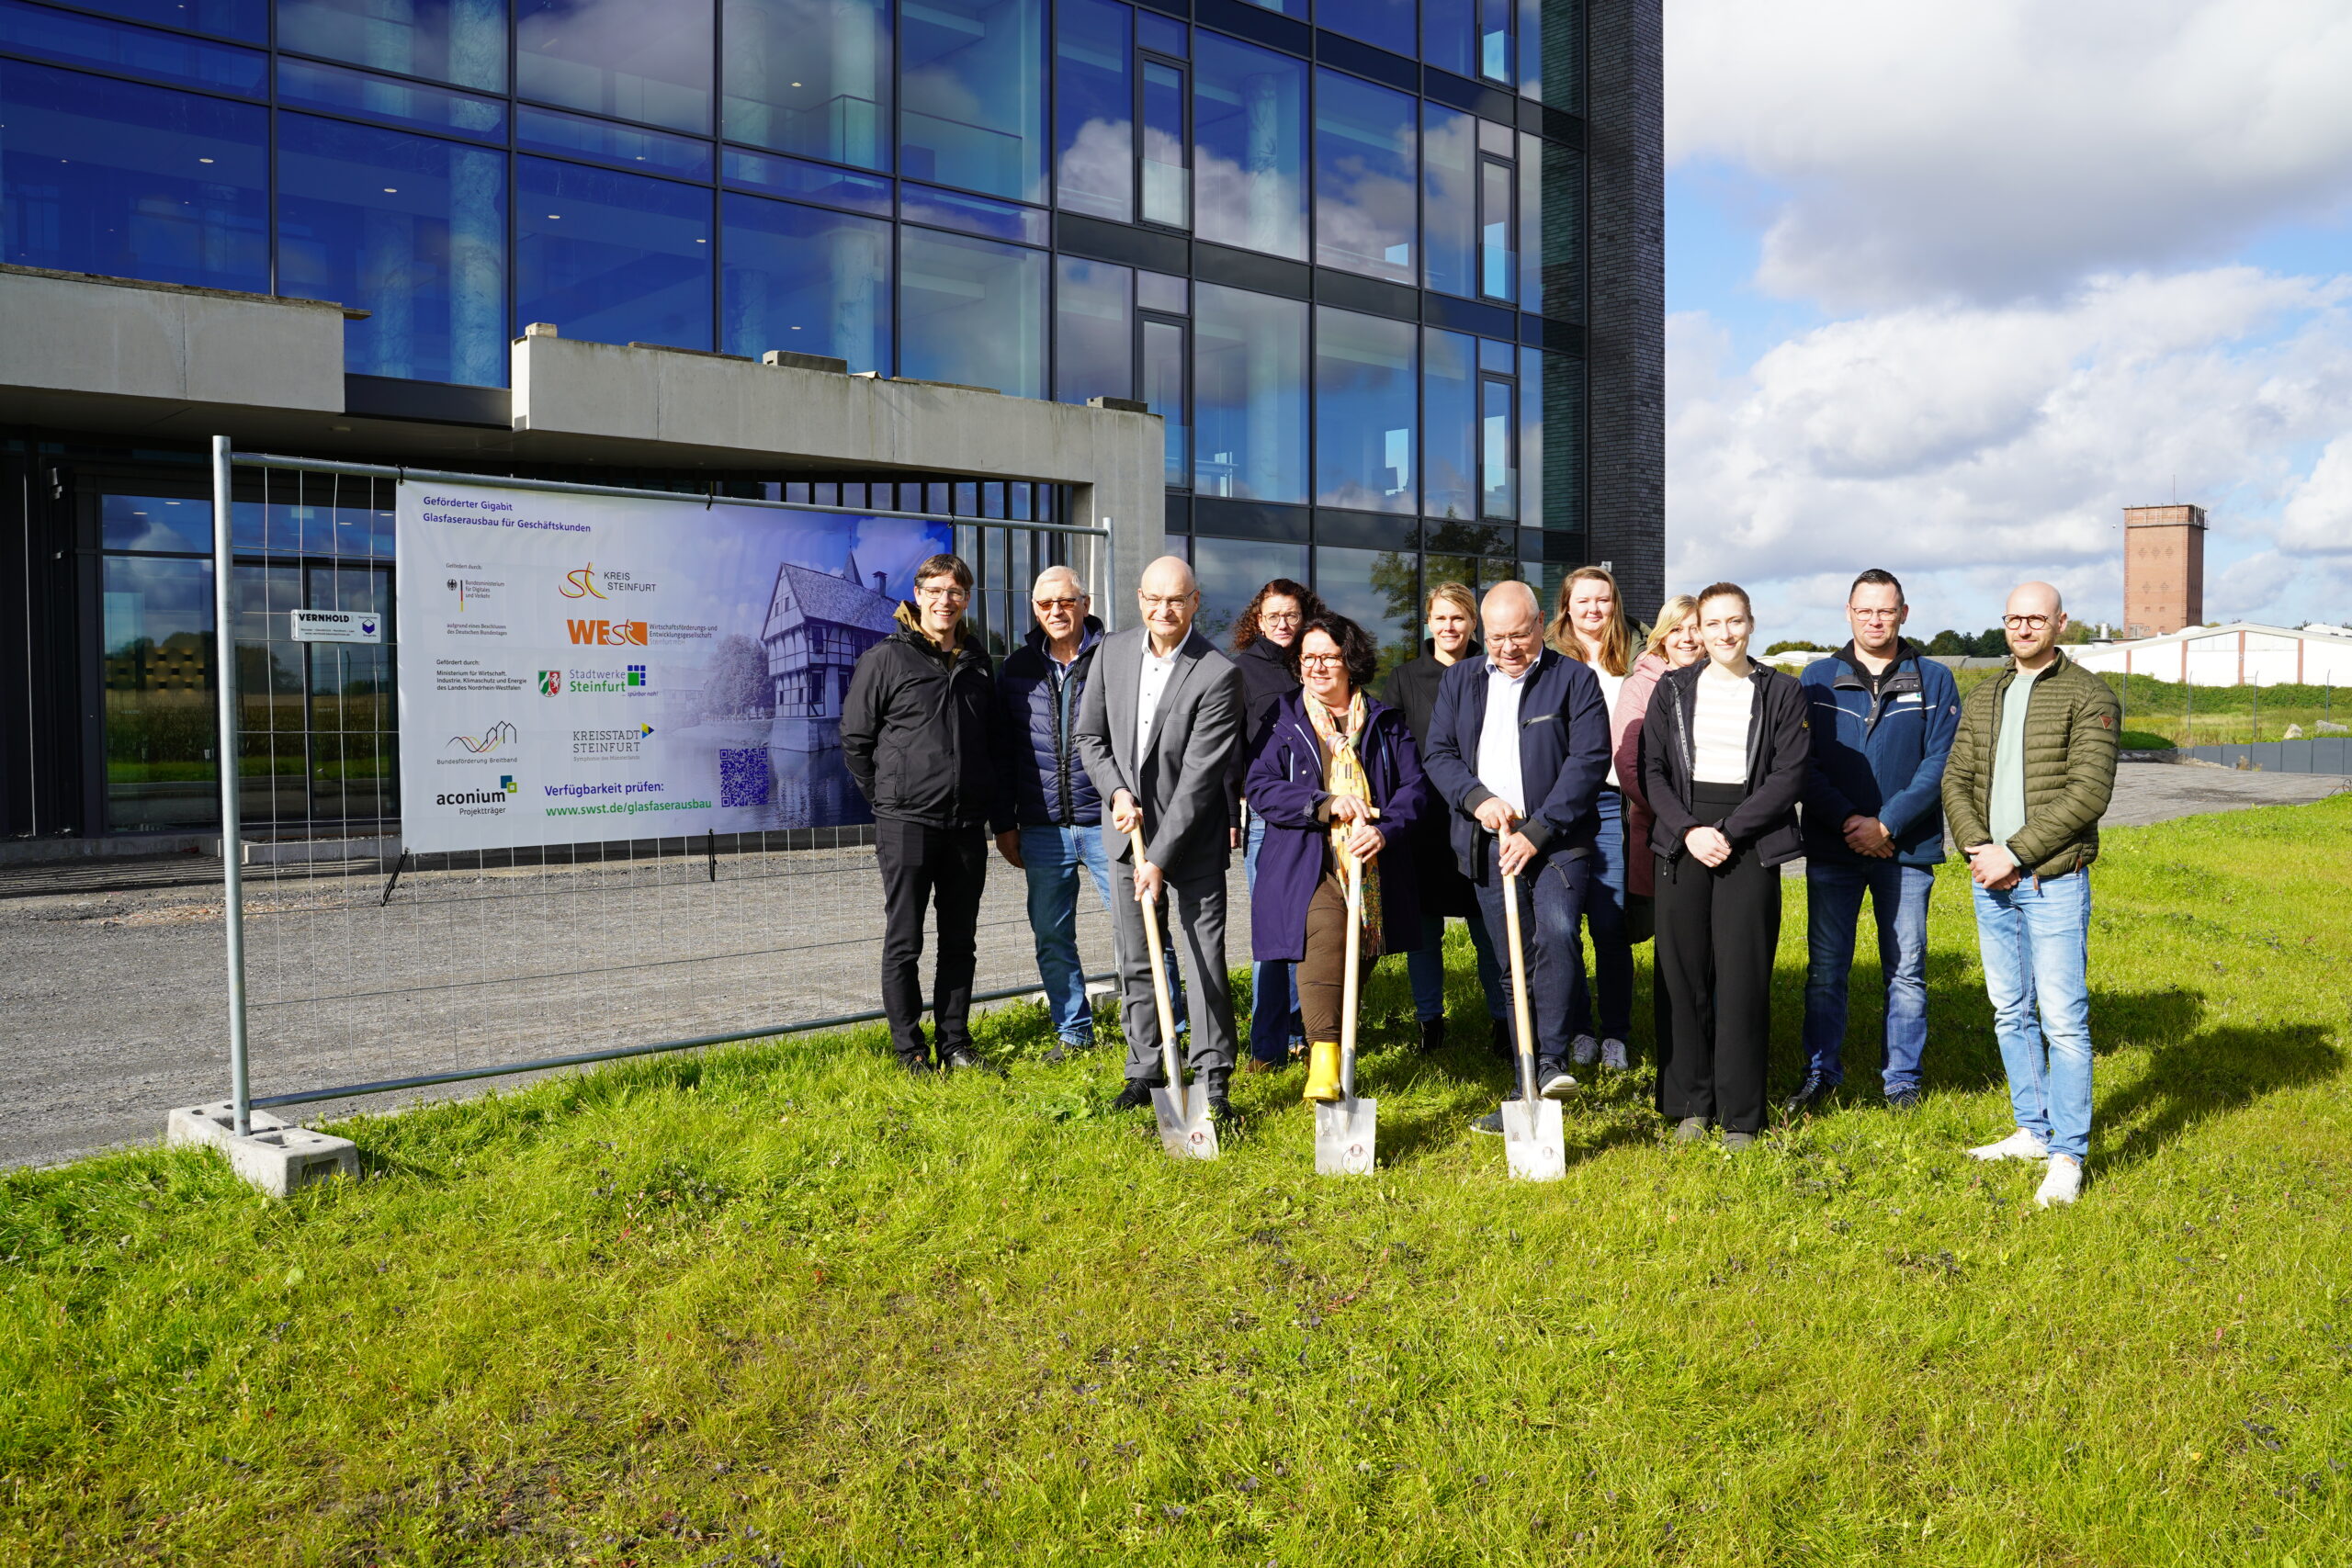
[1941,581,2119,1208]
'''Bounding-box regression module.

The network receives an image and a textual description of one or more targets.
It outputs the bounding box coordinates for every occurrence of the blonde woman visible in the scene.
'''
[1548,566,1637,1071]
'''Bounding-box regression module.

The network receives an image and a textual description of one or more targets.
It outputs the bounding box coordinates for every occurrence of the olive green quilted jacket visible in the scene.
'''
[1941,650,2120,879]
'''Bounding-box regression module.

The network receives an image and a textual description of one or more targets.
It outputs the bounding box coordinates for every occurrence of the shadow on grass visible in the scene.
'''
[2096,1022,2343,1172]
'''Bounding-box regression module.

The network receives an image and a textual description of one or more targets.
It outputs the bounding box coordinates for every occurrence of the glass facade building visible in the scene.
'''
[2,0,1608,840]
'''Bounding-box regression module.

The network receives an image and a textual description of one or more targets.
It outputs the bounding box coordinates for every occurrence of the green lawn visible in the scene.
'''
[6,796,2351,1565]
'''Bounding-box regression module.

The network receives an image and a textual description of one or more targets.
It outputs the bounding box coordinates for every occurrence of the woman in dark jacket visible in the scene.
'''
[1232,577,1325,1069]
[1639,581,1809,1149]
[1245,613,1427,1100]
[1379,580,1504,1057]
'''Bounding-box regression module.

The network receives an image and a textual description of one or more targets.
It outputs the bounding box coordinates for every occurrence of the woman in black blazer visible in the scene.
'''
[1639,581,1810,1149]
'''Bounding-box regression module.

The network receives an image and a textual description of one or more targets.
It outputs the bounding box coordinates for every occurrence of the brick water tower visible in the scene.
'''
[2122,503,2206,637]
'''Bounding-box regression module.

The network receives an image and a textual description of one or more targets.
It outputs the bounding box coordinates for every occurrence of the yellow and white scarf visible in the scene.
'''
[1306,691,1381,936]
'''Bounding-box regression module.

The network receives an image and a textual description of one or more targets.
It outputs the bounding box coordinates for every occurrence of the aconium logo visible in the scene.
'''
[499,774,516,795]
[447,719,519,754]
[561,564,608,600]
[539,670,562,695]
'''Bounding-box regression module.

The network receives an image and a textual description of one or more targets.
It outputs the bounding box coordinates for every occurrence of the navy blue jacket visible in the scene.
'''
[1800,641,1961,867]
[1419,647,1611,883]
[1243,693,1428,962]
[989,617,1105,829]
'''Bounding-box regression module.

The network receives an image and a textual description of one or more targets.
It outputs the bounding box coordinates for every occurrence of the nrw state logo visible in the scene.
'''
[566,618,650,647]
[538,670,563,695]
[447,719,518,754]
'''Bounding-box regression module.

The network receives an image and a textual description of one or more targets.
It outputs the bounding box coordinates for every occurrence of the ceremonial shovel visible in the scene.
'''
[1498,863,1566,1181]
[1129,828,1218,1162]
[1313,852,1377,1176]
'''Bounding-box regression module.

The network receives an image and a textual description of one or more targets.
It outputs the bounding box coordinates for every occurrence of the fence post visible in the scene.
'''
[211,436,253,1137]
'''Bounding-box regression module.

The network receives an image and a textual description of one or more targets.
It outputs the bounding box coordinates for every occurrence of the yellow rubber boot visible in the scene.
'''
[1302,1040,1342,1103]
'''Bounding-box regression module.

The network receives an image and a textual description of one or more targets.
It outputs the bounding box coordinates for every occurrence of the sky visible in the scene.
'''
[1663,0,2352,645]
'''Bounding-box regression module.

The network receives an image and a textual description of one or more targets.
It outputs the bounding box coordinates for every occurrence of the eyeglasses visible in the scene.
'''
[2002,614,2052,631]
[1033,596,1083,612]
[1139,592,1195,611]
[1849,607,1902,621]
[916,584,969,604]
[1261,610,1301,626]
[1298,652,1346,668]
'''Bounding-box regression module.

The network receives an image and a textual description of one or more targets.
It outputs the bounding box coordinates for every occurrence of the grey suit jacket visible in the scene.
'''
[1074,626,1243,876]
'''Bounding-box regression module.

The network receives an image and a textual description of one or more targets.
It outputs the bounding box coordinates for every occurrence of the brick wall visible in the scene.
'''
[2122,504,2206,637]
[1585,0,1666,622]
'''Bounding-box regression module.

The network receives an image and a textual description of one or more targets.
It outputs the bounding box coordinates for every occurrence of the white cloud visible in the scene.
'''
[1668,0,2352,307]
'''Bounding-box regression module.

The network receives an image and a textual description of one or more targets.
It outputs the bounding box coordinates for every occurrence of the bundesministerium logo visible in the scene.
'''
[447,718,519,754]
[566,618,649,647]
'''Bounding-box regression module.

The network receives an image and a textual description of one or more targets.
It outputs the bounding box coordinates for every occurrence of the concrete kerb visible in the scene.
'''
[165,1102,359,1197]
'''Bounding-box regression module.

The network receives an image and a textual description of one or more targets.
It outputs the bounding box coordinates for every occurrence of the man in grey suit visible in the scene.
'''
[1074,555,1246,1126]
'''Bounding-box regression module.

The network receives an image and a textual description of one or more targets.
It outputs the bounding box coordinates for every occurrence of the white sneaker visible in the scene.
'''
[1967,1128,2050,1162]
[2036,1155,2083,1207]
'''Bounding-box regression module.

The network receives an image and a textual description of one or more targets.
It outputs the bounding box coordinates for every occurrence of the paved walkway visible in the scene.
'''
[3,764,2339,1170]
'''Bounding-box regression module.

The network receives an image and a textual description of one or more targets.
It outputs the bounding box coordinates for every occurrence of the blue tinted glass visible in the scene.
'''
[1192,536,1304,645]
[1315,306,1414,514]
[1478,335,1513,373]
[900,0,1045,203]
[1421,0,1471,75]
[1523,133,1579,321]
[1519,0,1577,110]
[715,149,888,212]
[74,0,262,39]
[722,0,890,171]
[901,182,1048,245]
[101,553,219,832]
[720,191,889,372]
[1136,10,1182,55]
[899,226,1044,397]
[1237,0,1303,16]
[1523,345,1577,532]
[518,0,712,133]
[1420,102,1474,296]
[1478,0,1510,81]
[277,0,505,92]
[1421,328,1474,520]
[1317,0,1411,56]
[1054,254,1128,404]
[1314,544,1415,671]
[721,149,890,213]
[0,0,264,93]
[0,59,266,289]
[1193,33,1305,261]
[1313,69,1413,284]
[518,155,712,350]
[1143,318,1185,485]
[1480,155,1513,299]
[1481,374,1515,519]
[277,113,507,385]
[102,493,211,552]
[277,56,504,141]
[1140,59,1186,227]
[519,105,713,178]
[1053,0,1129,222]
[1136,268,1185,313]
[1194,283,1305,502]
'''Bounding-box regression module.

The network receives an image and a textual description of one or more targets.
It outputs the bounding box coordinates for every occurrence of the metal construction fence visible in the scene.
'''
[206,442,1120,1137]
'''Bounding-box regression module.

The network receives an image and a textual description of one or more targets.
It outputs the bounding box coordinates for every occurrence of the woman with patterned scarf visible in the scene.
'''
[1241,613,1431,1101]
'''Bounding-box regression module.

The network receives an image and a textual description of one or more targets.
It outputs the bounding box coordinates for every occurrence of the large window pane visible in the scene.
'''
[1315,307,1415,514]
[80,0,265,39]
[1420,102,1475,297]
[723,0,890,171]
[1054,254,1129,403]
[900,0,1045,203]
[1315,543,1419,676]
[517,0,712,132]
[1053,0,1129,221]
[1479,0,1510,81]
[1421,327,1476,521]
[900,226,1045,397]
[518,156,712,350]
[1481,155,1514,300]
[1313,69,1414,284]
[721,191,890,372]
[277,114,507,386]
[0,60,266,291]
[1140,59,1188,228]
[1194,283,1305,502]
[102,554,217,833]
[277,0,505,92]
[1193,33,1304,261]
[1481,376,1516,520]
[102,494,212,553]
[1192,536,1305,647]
[1142,318,1186,487]
[519,105,713,178]
[1422,0,1471,76]
[1522,133,1581,321]
[1316,0,1411,57]
[277,57,505,142]
[0,0,265,95]
[1519,0,1579,112]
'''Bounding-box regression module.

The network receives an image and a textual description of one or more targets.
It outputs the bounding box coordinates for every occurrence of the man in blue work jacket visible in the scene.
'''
[1788,569,1962,1112]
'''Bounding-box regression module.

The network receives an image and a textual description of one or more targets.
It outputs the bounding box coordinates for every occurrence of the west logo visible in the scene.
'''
[566,618,649,647]
[561,565,608,600]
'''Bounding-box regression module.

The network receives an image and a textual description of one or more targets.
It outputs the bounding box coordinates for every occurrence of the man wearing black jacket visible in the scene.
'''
[842,553,998,1074]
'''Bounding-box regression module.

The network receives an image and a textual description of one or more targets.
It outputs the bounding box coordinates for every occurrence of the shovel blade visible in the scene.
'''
[1312,1096,1377,1176]
[1150,1086,1220,1162]
[1501,1098,1566,1181]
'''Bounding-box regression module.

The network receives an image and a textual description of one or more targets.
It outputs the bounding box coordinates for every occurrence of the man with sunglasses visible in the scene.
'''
[843,553,1000,1076]
[1942,581,2120,1208]
[1789,570,1961,1114]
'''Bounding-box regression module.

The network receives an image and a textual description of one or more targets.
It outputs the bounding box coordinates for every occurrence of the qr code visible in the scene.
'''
[718,746,770,807]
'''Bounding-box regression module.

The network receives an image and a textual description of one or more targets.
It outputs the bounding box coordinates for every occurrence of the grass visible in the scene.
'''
[6,796,2352,1566]
[1953,669,2350,749]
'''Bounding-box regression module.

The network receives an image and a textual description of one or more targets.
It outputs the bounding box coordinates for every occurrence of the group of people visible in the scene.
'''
[841,549,2120,1206]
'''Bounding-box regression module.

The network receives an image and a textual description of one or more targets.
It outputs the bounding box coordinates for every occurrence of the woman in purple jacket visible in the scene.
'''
[1243,613,1430,1100]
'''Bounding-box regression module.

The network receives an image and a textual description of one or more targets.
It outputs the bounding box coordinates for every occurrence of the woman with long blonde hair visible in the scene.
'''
[1545,565,1637,1072]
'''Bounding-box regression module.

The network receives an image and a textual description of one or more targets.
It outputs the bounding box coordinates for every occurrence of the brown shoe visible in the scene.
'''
[1239,1056,1274,1075]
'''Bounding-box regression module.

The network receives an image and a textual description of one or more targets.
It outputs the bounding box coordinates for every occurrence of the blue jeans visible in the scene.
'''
[1972,871,2095,1162]
[1406,908,1506,1022]
[1802,859,1934,1093]
[1021,823,1183,1044]
[1567,788,1633,1043]
[1473,846,1591,1071]
[1244,811,1301,1064]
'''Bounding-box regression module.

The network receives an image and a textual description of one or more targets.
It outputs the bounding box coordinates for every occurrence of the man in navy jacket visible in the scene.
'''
[1422,581,1611,1126]
[1790,569,1962,1112]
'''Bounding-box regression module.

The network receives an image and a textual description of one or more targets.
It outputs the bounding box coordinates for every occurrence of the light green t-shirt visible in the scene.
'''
[1988,664,2043,849]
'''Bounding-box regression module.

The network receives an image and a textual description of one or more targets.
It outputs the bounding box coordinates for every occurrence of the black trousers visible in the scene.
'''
[875,818,988,1065]
[1654,783,1782,1134]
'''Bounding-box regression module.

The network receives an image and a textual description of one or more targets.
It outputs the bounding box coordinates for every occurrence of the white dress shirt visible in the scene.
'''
[1476,660,1532,815]
[1135,637,1181,757]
